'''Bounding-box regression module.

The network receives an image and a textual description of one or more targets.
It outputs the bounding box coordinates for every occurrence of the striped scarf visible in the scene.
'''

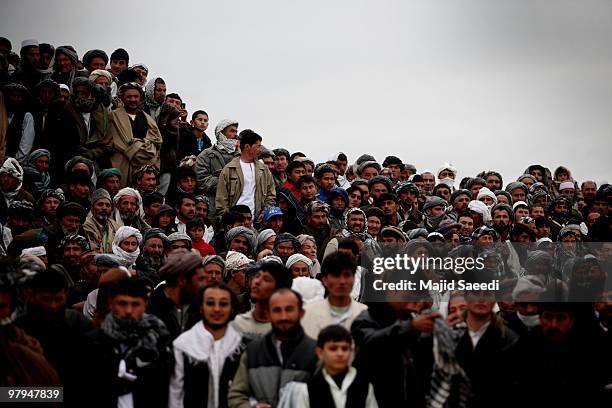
[428,318,472,408]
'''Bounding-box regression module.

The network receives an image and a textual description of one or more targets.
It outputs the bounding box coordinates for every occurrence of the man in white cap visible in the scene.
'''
[10,39,42,91]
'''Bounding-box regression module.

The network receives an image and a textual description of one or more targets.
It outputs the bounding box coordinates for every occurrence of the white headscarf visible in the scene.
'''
[285,253,313,272]
[476,187,498,209]
[112,226,142,266]
[112,187,143,226]
[468,200,492,225]
[214,119,239,154]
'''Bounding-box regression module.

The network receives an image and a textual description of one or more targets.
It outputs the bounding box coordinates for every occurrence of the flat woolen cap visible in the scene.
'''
[158,249,202,280]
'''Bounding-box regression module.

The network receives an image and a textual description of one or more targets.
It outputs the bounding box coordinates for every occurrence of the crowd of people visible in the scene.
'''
[0,36,611,407]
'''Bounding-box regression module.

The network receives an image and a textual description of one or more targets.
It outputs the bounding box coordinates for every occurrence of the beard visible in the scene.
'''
[94,213,109,223]
[492,223,510,234]
[120,211,137,224]
[74,97,96,113]
[271,321,302,339]
[143,253,164,270]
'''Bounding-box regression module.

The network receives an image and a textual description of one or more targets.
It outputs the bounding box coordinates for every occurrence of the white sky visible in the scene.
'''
[3,0,611,185]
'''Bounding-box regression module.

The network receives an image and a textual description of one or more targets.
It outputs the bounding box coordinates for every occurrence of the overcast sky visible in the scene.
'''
[3,0,611,185]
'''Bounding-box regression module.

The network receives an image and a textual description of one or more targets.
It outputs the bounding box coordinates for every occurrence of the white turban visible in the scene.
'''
[112,226,142,266]
[21,246,46,257]
[285,253,313,271]
[476,187,497,208]
[437,163,457,179]
[291,277,325,304]
[468,200,492,225]
[225,251,252,275]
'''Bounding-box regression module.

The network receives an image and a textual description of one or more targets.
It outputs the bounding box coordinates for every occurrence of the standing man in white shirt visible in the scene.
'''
[215,129,276,224]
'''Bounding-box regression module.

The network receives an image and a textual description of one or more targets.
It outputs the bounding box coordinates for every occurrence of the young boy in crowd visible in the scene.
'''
[289,325,378,407]
[186,217,216,256]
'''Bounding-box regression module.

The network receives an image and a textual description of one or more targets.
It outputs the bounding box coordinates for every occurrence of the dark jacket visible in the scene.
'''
[227,326,317,407]
[510,326,611,407]
[80,324,173,408]
[351,305,433,408]
[15,309,91,403]
[454,315,518,408]
[39,100,111,181]
[148,284,198,341]
[178,124,211,158]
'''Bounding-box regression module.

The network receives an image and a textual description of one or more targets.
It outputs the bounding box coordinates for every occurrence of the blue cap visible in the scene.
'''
[264,206,283,221]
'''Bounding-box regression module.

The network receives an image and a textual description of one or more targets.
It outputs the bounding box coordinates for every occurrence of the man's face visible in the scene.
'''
[388,164,401,181]
[133,66,148,84]
[531,206,545,218]
[360,166,378,180]
[110,59,127,76]
[143,237,164,256]
[530,169,543,181]
[63,243,83,266]
[92,199,112,223]
[436,187,451,203]
[486,175,501,191]
[453,195,470,212]
[380,199,398,217]
[42,197,60,217]
[169,240,190,253]
[111,294,146,320]
[103,176,121,196]
[61,215,81,234]
[195,202,209,220]
[203,263,224,284]
[201,287,233,328]
[191,113,208,131]
[269,291,303,336]
[347,214,365,233]
[276,241,296,258]
[582,182,597,201]
[223,125,238,139]
[322,269,355,300]
[561,188,575,201]
[85,57,105,72]
[7,217,31,235]
[31,289,67,320]
[274,155,289,173]
[514,207,529,219]
[370,183,388,200]
[422,173,435,192]
[308,211,328,229]
[229,236,250,255]
[290,262,310,278]
[265,217,283,234]
[69,182,90,199]
[56,53,73,73]
[165,96,181,110]
[288,166,306,183]
[262,156,275,172]
[427,205,445,217]
[492,210,510,228]
[337,159,348,175]
[23,46,40,67]
[118,195,138,219]
[121,89,141,112]
[367,216,381,236]
[348,190,362,208]
[183,267,208,299]
[0,173,19,191]
[177,198,196,221]
[250,270,278,302]
[466,292,495,318]
[38,87,56,106]
[540,310,573,342]
[510,188,526,203]
[300,182,317,201]
[470,184,483,199]
[536,223,551,239]
[458,216,474,236]
[138,172,157,193]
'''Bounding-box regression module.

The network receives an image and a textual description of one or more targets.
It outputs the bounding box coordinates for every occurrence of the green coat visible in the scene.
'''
[215,156,276,221]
